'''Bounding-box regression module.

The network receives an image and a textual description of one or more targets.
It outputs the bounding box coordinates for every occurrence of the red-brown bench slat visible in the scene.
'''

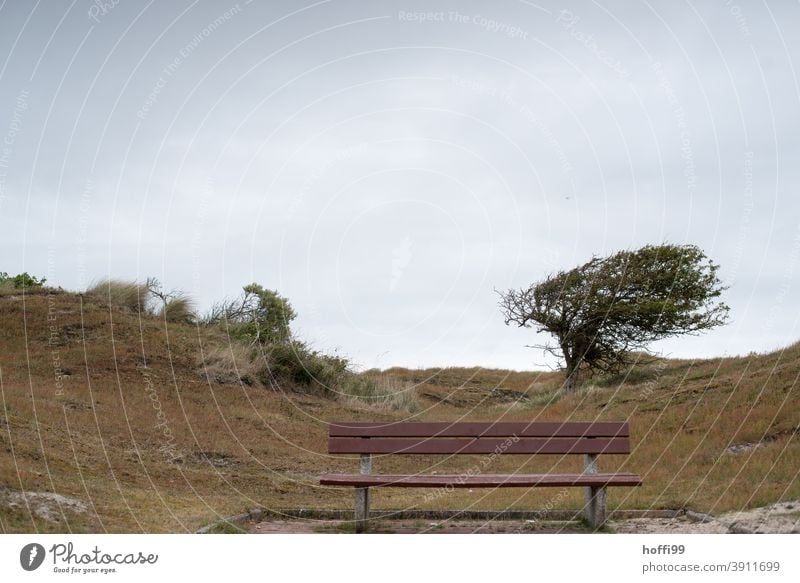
[329,421,629,438]
[320,473,643,488]
[328,436,631,455]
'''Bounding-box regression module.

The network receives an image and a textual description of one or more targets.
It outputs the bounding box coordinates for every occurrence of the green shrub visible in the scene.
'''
[253,343,417,408]
[199,282,365,398]
[0,271,47,289]
[258,341,348,393]
[203,283,296,346]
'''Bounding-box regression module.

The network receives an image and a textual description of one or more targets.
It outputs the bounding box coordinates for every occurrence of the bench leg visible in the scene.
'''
[585,485,607,528]
[355,487,370,533]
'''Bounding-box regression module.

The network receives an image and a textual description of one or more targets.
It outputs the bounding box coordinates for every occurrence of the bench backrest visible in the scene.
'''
[327,421,631,455]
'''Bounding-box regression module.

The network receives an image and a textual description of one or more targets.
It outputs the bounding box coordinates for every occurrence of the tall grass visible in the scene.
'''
[341,374,419,411]
[159,295,196,324]
[86,279,149,313]
[196,342,258,386]
[0,280,17,296]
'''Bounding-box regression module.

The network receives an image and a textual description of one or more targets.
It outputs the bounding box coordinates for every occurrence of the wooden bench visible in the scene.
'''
[320,421,642,532]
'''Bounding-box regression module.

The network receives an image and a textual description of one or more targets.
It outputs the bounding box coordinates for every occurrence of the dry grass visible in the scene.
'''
[159,295,196,324]
[0,283,56,298]
[0,290,798,533]
[85,279,149,313]
[340,374,419,412]
[196,340,258,386]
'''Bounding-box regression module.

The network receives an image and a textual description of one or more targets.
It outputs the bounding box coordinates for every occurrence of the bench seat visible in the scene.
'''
[320,472,642,488]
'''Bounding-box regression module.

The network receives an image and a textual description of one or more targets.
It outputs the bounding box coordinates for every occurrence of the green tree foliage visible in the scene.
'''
[0,271,47,289]
[201,283,349,393]
[499,244,730,392]
[204,283,296,346]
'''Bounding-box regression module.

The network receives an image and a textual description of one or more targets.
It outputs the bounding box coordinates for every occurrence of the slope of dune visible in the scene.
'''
[1,288,798,532]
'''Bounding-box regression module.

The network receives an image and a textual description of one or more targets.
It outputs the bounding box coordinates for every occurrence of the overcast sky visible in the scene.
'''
[1,1,799,371]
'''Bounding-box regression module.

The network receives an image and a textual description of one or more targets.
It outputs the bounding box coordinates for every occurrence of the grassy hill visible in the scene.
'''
[1,288,798,532]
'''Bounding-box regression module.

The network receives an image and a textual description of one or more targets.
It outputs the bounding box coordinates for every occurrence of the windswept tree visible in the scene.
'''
[499,244,729,393]
[203,283,296,346]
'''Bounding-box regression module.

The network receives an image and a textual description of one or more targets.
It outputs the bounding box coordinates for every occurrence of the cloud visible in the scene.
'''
[1,0,798,369]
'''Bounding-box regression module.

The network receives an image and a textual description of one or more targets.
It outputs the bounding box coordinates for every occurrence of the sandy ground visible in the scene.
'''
[0,486,90,523]
[612,501,800,534]
[248,501,800,534]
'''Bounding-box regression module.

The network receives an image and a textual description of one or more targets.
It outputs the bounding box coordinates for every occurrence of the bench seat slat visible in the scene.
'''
[329,436,631,455]
[329,421,629,438]
[320,473,643,488]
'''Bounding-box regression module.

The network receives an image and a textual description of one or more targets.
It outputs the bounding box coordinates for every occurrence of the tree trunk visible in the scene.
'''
[563,365,580,394]
[561,347,580,394]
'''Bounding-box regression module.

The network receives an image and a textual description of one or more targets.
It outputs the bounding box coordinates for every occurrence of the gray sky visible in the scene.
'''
[1,0,799,371]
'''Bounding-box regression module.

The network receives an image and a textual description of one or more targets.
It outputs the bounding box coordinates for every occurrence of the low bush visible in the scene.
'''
[257,341,349,393]
[0,271,47,290]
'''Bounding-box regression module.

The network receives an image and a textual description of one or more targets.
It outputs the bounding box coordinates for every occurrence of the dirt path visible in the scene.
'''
[248,501,800,534]
[250,518,592,534]
[612,501,800,534]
